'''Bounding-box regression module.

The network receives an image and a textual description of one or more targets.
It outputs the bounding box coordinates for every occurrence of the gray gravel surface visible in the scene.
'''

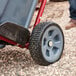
[0,1,76,76]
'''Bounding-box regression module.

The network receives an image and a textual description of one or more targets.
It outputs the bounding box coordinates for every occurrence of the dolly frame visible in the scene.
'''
[0,0,47,49]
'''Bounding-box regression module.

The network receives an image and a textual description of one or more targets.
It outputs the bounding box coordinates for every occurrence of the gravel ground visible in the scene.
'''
[0,1,76,76]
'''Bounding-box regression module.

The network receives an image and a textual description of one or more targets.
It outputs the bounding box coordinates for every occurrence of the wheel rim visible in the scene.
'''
[0,44,5,49]
[41,25,64,63]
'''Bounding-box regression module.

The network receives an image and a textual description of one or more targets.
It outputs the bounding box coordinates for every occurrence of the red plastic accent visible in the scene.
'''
[40,0,42,2]
[0,35,17,45]
[0,0,46,49]
[0,35,29,48]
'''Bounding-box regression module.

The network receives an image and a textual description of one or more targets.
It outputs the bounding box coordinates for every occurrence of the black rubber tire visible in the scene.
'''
[50,0,67,2]
[29,22,64,66]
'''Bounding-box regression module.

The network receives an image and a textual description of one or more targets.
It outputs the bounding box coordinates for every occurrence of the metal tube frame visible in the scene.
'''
[0,0,47,49]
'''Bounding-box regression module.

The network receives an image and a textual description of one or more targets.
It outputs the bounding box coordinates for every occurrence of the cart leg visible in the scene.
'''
[34,0,47,28]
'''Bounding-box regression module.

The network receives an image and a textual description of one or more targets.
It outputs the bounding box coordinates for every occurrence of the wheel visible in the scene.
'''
[29,22,64,66]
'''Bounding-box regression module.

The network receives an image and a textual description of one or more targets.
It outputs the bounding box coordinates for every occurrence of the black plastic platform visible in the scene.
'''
[0,22,30,46]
